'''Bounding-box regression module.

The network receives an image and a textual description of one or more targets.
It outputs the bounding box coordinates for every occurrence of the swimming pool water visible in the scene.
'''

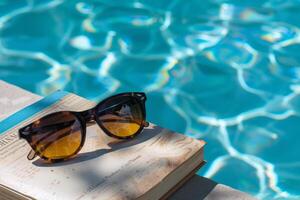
[0,0,300,199]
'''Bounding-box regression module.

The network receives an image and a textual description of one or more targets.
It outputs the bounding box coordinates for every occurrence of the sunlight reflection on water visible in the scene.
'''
[0,0,300,199]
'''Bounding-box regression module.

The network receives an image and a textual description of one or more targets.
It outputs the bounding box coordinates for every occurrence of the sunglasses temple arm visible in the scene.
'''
[27,149,37,160]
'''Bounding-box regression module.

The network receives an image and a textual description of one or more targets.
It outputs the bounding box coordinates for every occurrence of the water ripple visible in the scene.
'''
[0,0,300,199]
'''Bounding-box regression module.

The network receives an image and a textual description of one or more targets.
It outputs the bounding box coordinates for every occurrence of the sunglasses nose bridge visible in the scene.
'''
[81,109,96,125]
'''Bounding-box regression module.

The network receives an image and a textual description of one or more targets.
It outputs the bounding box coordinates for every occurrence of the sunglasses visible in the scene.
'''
[19,92,149,162]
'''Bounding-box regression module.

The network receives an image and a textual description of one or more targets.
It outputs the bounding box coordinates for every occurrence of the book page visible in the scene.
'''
[0,94,204,200]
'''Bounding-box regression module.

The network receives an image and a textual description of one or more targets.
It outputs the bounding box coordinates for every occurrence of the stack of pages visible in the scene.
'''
[0,81,205,200]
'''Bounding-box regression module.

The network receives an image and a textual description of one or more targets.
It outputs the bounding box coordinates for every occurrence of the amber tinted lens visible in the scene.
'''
[29,112,82,160]
[97,96,144,138]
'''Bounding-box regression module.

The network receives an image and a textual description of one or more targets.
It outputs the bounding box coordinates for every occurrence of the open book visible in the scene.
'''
[0,81,205,200]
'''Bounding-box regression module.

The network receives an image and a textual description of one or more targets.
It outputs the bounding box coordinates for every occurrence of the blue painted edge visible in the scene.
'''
[0,90,69,134]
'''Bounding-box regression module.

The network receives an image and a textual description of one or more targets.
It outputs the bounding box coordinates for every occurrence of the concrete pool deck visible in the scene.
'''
[0,80,256,200]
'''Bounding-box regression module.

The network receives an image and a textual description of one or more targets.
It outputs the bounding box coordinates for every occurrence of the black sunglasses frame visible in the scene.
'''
[19,92,149,162]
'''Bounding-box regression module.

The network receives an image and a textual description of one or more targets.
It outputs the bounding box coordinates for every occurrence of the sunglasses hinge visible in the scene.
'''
[19,127,31,139]
[134,92,146,101]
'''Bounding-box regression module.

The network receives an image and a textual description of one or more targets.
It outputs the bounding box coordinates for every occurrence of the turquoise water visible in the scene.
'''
[0,0,300,199]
